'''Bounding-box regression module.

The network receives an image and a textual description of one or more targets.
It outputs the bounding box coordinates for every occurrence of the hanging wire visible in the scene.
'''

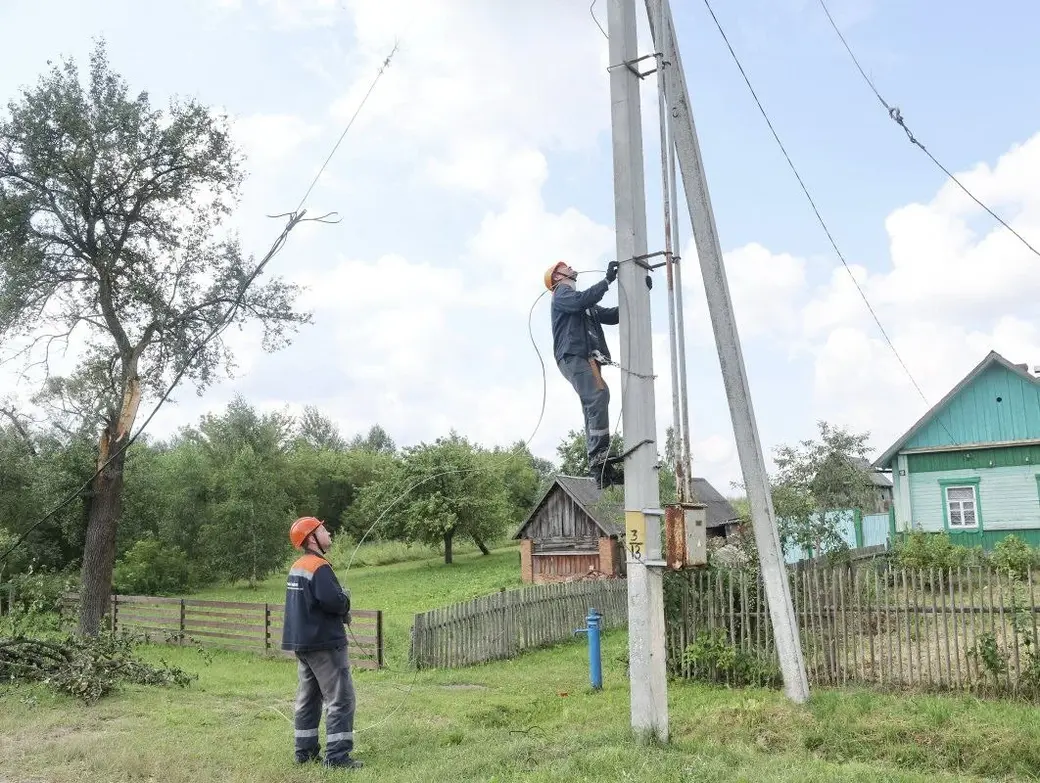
[815,0,1040,262]
[699,0,952,433]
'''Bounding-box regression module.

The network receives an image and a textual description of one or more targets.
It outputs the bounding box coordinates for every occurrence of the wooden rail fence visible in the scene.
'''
[666,564,1040,696]
[410,578,628,669]
[60,592,383,669]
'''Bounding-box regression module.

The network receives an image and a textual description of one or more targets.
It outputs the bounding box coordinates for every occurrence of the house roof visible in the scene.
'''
[512,474,741,540]
[512,474,624,539]
[687,477,743,529]
[873,350,1040,470]
[850,457,893,488]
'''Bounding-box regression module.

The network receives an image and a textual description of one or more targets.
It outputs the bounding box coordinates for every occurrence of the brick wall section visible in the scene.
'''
[598,536,618,576]
[520,538,534,583]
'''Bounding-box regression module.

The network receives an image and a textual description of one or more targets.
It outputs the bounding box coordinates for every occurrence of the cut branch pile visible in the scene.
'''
[0,632,196,703]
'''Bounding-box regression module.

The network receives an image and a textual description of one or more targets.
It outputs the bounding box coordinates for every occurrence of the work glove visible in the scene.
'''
[646,274,653,290]
[342,610,352,626]
[605,260,619,283]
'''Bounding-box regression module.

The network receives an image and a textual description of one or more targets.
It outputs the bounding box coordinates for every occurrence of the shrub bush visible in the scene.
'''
[3,566,76,616]
[892,530,980,571]
[989,534,1039,580]
[113,539,191,596]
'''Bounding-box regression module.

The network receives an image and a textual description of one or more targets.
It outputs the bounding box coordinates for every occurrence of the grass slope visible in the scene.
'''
[193,545,523,667]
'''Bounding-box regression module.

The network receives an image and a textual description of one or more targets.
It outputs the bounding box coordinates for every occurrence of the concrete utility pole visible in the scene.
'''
[645,0,810,703]
[606,0,670,743]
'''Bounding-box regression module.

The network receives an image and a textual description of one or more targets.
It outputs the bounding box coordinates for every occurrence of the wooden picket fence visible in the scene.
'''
[410,578,628,669]
[60,592,383,669]
[666,564,1040,696]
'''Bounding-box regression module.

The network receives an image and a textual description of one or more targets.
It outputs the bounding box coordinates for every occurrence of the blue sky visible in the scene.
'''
[2,0,1040,495]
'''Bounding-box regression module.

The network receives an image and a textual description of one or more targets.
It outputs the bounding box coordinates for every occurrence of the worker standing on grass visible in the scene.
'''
[281,516,363,771]
[544,259,623,490]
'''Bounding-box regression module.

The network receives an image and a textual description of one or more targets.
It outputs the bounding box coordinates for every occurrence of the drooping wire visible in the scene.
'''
[0,45,400,567]
[698,0,941,418]
[590,0,609,40]
[815,0,1040,262]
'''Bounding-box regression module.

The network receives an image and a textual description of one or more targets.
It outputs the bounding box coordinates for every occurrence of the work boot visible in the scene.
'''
[295,750,321,765]
[323,755,364,770]
[590,460,623,490]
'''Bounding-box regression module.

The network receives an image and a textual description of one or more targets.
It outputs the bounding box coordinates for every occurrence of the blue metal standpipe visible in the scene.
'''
[574,609,603,690]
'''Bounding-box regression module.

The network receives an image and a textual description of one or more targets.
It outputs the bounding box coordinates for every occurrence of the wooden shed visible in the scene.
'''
[512,475,625,584]
[513,475,744,583]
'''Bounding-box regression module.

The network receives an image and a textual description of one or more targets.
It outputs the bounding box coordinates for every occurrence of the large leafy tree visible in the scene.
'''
[295,405,346,452]
[352,433,511,564]
[771,420,878,559]
[182,397,298,585]
[0,43,309,634]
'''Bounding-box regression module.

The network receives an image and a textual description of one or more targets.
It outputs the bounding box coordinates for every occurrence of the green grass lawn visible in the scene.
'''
[7,544,1040,781]
[4,630,1040,782]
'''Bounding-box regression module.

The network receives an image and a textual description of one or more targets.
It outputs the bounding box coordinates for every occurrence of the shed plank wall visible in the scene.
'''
[524,491,602,540]
[532,553,602,581]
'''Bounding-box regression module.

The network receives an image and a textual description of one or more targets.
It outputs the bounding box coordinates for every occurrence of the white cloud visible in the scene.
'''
[798,131,1040,453]
[234,113,323,165]
[679,239,809,344]
[327,0,610,201]
[210,0,341,28]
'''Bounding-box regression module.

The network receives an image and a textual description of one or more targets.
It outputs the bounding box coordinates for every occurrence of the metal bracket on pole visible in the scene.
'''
[624,250,671,271]
[607,53,662,79]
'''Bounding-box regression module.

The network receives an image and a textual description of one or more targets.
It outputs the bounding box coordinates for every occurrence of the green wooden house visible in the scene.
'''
[873,350,1040,549]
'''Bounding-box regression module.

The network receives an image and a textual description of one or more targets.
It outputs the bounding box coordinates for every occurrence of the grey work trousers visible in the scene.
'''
[293,645,356,763]
[558,355,611,469]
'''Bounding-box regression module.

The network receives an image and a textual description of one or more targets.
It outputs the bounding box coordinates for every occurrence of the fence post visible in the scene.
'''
[411,613,424,670]
[110,593,117,634]
[263,603,270,651]
[376,610,384,668]
[179,599,186,646]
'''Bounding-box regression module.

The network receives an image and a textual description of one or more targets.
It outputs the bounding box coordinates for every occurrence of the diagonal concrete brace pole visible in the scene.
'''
[607,0,670,742]
[645,0,810,703]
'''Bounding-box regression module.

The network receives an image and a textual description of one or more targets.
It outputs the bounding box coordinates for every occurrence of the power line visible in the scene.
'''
[0,45,399,567]
[815,0,1040,261]
[698,0,938,413]
[294,43,398,213]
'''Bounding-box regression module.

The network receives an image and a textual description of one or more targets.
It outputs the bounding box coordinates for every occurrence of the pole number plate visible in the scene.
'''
[624,510,646,561]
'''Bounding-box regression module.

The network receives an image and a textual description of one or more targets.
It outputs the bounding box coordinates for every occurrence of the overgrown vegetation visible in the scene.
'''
[892,530,1040,578]
[681,628,781,688]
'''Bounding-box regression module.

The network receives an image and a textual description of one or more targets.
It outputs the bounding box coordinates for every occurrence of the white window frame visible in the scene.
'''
[945,485,979,530]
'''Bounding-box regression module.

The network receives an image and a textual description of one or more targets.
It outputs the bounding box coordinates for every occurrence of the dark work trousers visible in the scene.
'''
[558,355,611,469]
[293,646,356,763]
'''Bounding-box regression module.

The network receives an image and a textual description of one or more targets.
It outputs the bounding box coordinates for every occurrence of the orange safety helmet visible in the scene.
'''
[543,260,567,291]
[289,516,324,549]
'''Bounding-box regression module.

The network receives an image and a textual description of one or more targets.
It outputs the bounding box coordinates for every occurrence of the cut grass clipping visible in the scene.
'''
[0,631,195,703]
